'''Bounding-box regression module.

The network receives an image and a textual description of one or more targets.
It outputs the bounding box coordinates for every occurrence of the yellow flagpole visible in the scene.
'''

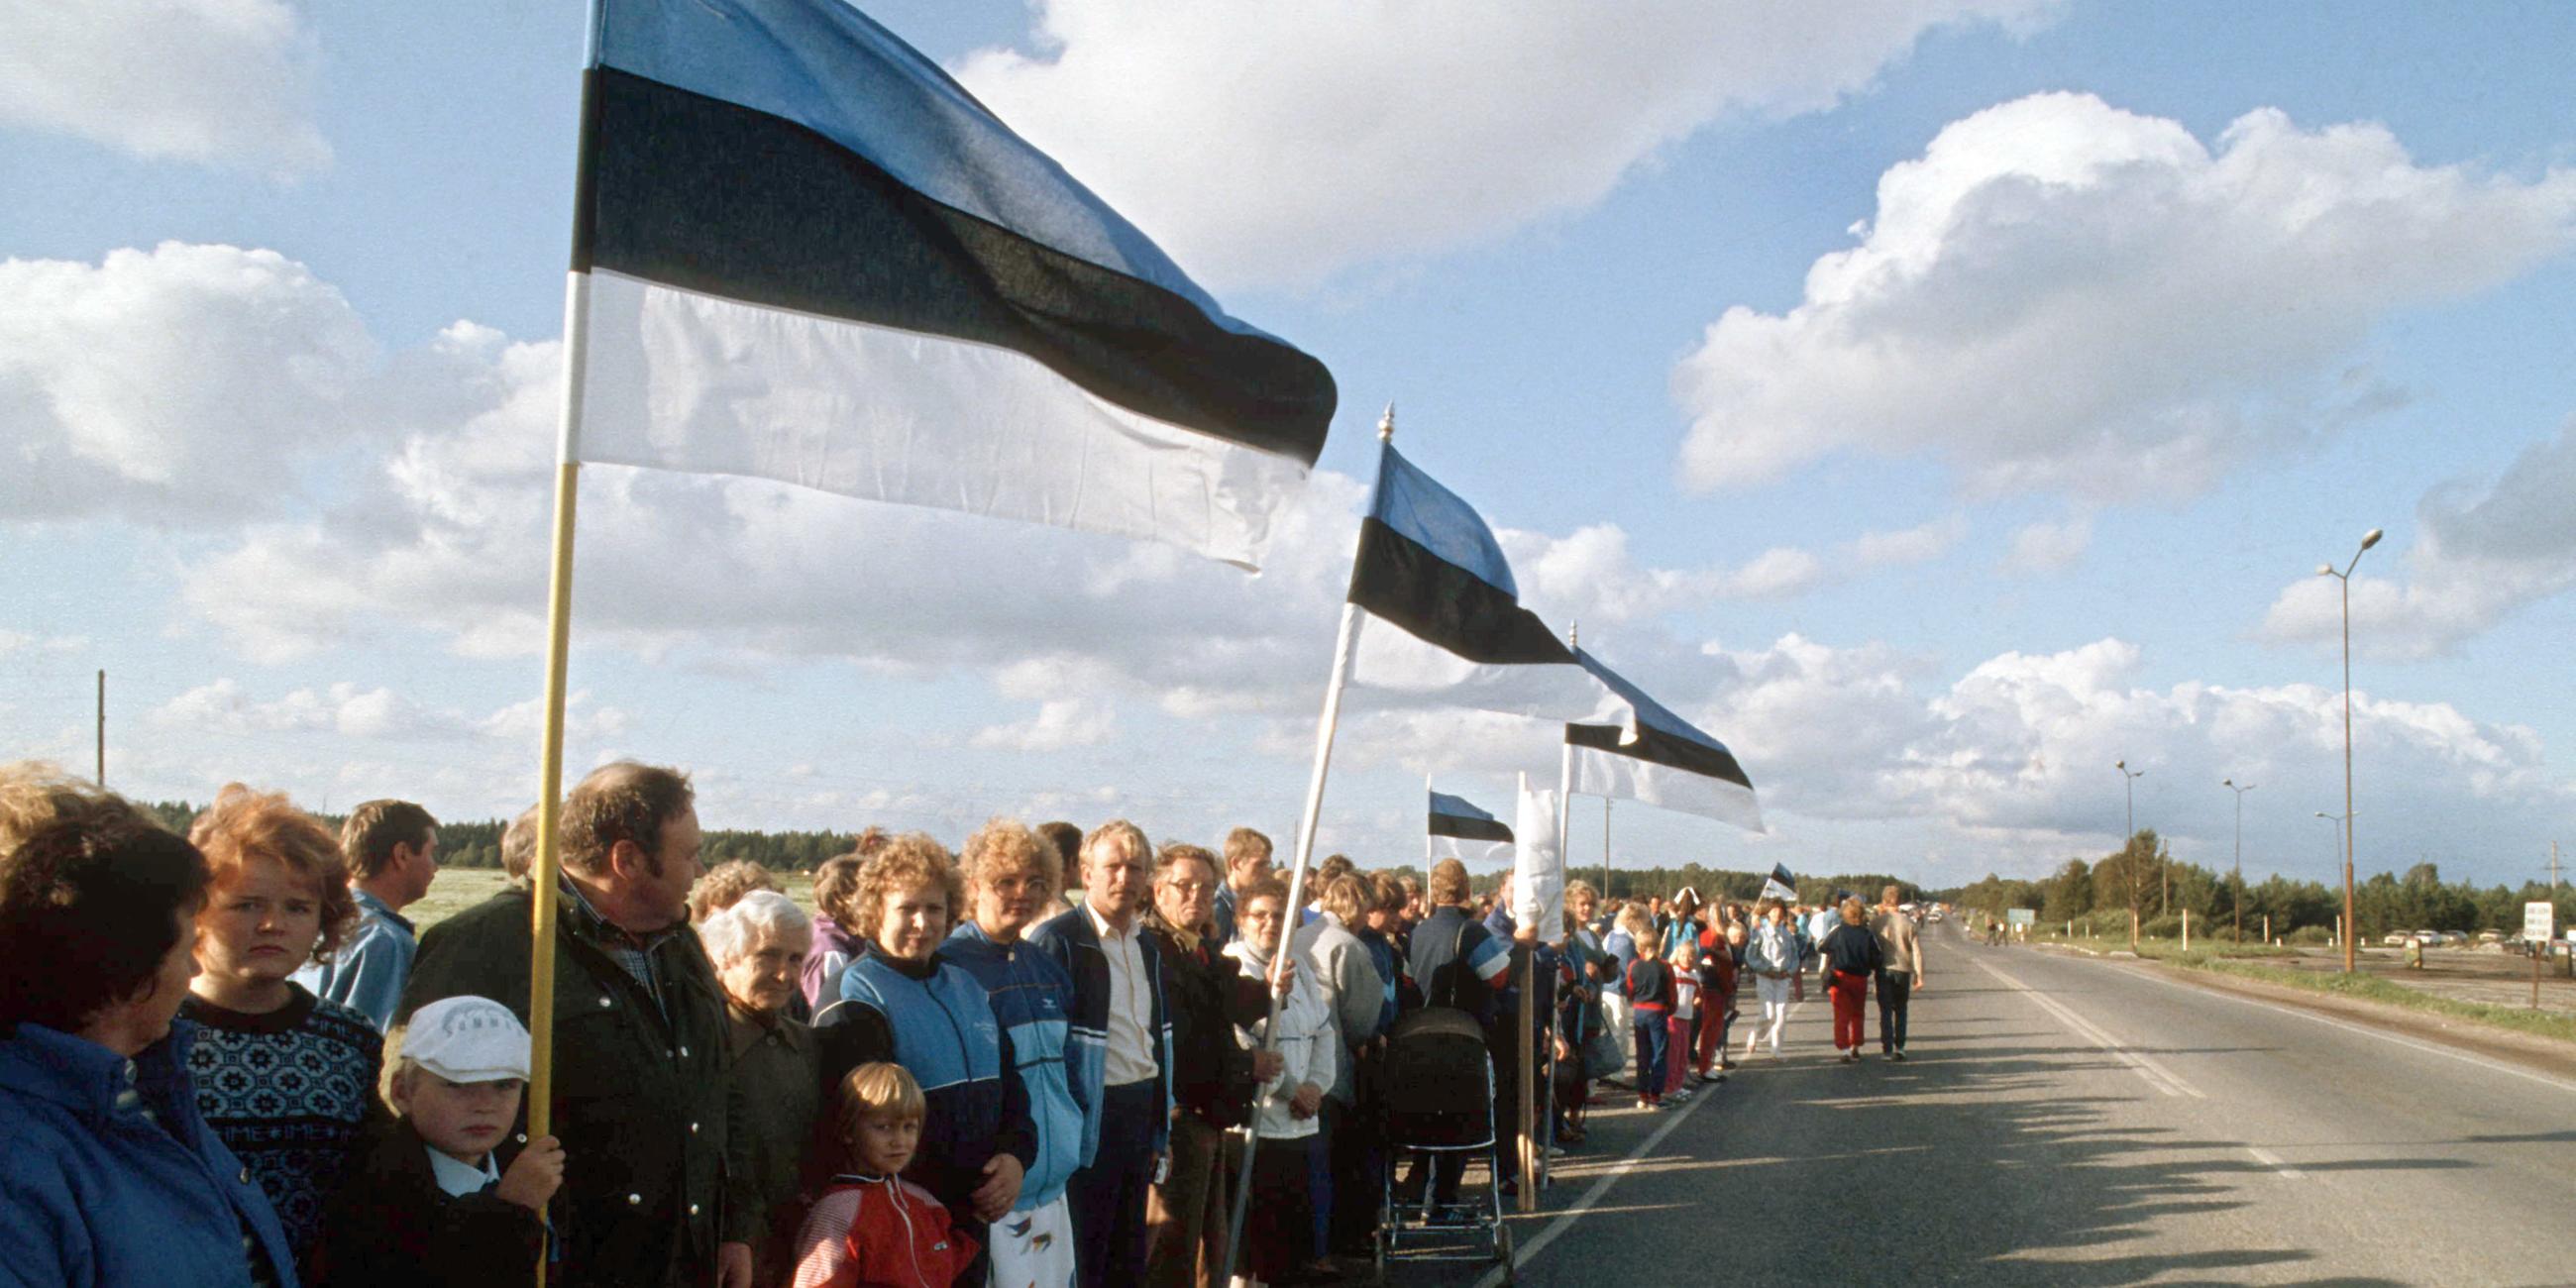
[528,0,603,1258]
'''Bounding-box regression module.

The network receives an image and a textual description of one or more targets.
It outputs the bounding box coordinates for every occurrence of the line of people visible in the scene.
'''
[0,755,1929,1288]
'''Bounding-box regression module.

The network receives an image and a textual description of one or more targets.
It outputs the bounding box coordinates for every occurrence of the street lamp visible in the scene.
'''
[2223,779,2256,945]
[2117,759,2146,949]
[2317,527,2382,972]
[2316,809,2356,950]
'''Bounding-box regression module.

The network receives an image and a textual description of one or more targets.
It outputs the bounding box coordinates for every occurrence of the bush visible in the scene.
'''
[2141,913,2184,939]
[2285,925,2332,945]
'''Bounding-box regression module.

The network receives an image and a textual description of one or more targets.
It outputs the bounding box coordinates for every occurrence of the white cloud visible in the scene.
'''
[0,630,89,659]
[2002,514,2093,576]
[149,679,627,746]
[1674,93,2576,500]
[0,0,329,175]
[955,0,2054,289]
[2260,417,2576,659]
[970,698,1118,752]
[0,243,379,526]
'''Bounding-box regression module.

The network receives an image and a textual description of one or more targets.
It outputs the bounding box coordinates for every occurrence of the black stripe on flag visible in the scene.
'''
[1348,519,1577,666]
[1566,720,1755,790]
[575,66,1335,465]
[1429,809,1514,844]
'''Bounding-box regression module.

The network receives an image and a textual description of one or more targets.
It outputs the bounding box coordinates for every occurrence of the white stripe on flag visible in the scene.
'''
[1571,743,1766,833]
[1347,611,1626,722]
[575,269,1312,570]
[1514,778,1565,945]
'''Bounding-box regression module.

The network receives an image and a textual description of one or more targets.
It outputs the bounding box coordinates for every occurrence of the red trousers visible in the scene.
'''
[1829,970,1870,1050]
[1692,990,1731,1073]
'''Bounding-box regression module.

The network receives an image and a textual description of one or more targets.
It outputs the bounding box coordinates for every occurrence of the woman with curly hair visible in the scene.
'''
[813,831,1036,1288]
[181,784,386,1270]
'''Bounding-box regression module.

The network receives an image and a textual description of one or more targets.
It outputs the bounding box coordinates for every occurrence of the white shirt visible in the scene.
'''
[1087,902,1158,1087]
[426,1142,502,1198]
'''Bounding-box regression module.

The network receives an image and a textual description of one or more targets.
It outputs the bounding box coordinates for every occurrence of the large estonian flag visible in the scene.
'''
[1427,788,1514,863]
[571,0,1336,569]
[1344,442,1621,720]
[1564,650,1764,833]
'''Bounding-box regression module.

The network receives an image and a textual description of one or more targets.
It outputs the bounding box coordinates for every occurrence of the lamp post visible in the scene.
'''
[2316,809,2355,950]
[2117,759,2146,949]
[2222,779,2255,945]
[2317,527,2382,972]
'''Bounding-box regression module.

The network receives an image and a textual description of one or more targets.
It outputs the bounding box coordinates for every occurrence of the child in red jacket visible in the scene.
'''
[791,1063,979,1288]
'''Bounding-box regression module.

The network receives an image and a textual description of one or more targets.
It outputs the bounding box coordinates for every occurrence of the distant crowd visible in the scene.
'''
[0,758,1927,1288]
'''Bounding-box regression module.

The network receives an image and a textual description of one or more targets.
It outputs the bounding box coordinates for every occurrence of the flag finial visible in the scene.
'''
[1377,403,1396,442]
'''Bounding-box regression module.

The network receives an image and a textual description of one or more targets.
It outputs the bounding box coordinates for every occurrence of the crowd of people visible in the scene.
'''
[0,757,1929,1288]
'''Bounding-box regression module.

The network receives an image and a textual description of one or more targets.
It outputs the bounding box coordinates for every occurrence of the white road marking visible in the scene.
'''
[1468,1002,1803,1288]
[2244,1146,2305,1179]
[1973,954,2207,1098]
[2101,959,2576,1099]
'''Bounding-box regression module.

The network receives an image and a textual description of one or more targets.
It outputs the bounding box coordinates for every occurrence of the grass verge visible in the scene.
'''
[2173,956,2576,1045]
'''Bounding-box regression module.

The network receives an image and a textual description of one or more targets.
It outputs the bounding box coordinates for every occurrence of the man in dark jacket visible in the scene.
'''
[1140,842,1280,1288]
[392,761,740,1288]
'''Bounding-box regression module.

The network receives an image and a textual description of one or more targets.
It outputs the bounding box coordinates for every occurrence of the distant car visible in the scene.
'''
[2383,932,2413,946]
[2439,930,2469,946]
[2477,930,2504,944]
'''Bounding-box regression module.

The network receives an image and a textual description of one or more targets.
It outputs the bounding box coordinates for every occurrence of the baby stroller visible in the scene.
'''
[1375,1006,1514,1281]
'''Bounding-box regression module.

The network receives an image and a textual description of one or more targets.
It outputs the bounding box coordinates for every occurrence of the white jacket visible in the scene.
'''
[1224,940,1337,1141]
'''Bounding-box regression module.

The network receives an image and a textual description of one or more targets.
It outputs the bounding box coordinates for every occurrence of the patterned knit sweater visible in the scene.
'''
[181,983,385,1262]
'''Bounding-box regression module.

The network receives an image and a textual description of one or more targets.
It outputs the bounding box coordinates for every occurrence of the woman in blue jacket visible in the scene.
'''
[0,768,300,1288]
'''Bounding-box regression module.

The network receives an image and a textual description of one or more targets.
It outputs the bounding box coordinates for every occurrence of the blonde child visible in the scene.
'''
[318,996,566,1287]
[1664,940,1698,1104]
[793,1062,980,1288]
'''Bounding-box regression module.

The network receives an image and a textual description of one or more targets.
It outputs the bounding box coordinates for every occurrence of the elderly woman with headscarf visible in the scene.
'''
[701,888,821,1284]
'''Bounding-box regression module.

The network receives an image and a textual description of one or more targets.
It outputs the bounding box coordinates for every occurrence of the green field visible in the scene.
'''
[411,866,821,931]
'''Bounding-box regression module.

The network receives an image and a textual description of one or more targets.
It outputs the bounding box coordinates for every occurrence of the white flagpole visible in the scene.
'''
[1224,405,1391,1282]
[1425,770,1435,865]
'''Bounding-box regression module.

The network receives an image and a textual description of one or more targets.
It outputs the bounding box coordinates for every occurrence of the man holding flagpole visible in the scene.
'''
[396,761,738,1288]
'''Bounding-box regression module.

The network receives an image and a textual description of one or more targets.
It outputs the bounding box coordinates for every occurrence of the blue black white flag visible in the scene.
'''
[569,0,1336,569]
[1428,790,1514,845]
[1344,442,1622,720]
[1565,650,1764,833]
[1761,863,1798,903]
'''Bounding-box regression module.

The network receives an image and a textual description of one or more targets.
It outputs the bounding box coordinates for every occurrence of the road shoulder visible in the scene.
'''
[2137,954,2576,1082]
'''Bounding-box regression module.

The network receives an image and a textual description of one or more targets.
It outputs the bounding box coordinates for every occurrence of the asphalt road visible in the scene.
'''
[1382,920,2576,1287]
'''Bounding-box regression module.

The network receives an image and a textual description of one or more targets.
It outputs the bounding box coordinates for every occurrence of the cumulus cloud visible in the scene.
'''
[0,243,379,525]
[970,698,1118,752]
[150,678,628,745]
[2260,416,2576,659]
[2002,514,2093,576]
[0,0,329,175]
[955,0,2054,289]
[1674,92,2576,500]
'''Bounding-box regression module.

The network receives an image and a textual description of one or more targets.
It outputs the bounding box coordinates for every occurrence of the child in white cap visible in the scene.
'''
[315,996,565,1287]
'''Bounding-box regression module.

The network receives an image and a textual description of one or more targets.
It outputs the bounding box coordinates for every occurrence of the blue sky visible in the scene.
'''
[7,1,2575,891]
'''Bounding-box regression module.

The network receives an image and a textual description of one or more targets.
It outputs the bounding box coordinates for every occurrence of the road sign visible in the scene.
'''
[2005,908,2035,926]
[2525,902,2555,943]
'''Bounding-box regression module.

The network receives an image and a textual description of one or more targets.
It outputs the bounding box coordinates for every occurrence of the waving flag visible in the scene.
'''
[1761,863,1798,904]
[1564,650,1763,833]
[570,0,1337,569]
[1428,788,1514,863]
[1344,441,1622,719]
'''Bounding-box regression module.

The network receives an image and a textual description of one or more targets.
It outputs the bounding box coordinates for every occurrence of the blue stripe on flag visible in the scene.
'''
[594,0,1266,340]
[1367,445,1518,595]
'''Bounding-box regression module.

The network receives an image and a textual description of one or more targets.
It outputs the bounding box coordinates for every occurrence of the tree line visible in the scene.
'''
[1934,828,2565,941]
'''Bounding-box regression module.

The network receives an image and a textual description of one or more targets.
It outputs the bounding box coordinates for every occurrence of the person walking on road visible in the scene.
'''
[1820,897,1883,1063]
[1743,900,1799,1059]
[1870,886,1926,1061]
